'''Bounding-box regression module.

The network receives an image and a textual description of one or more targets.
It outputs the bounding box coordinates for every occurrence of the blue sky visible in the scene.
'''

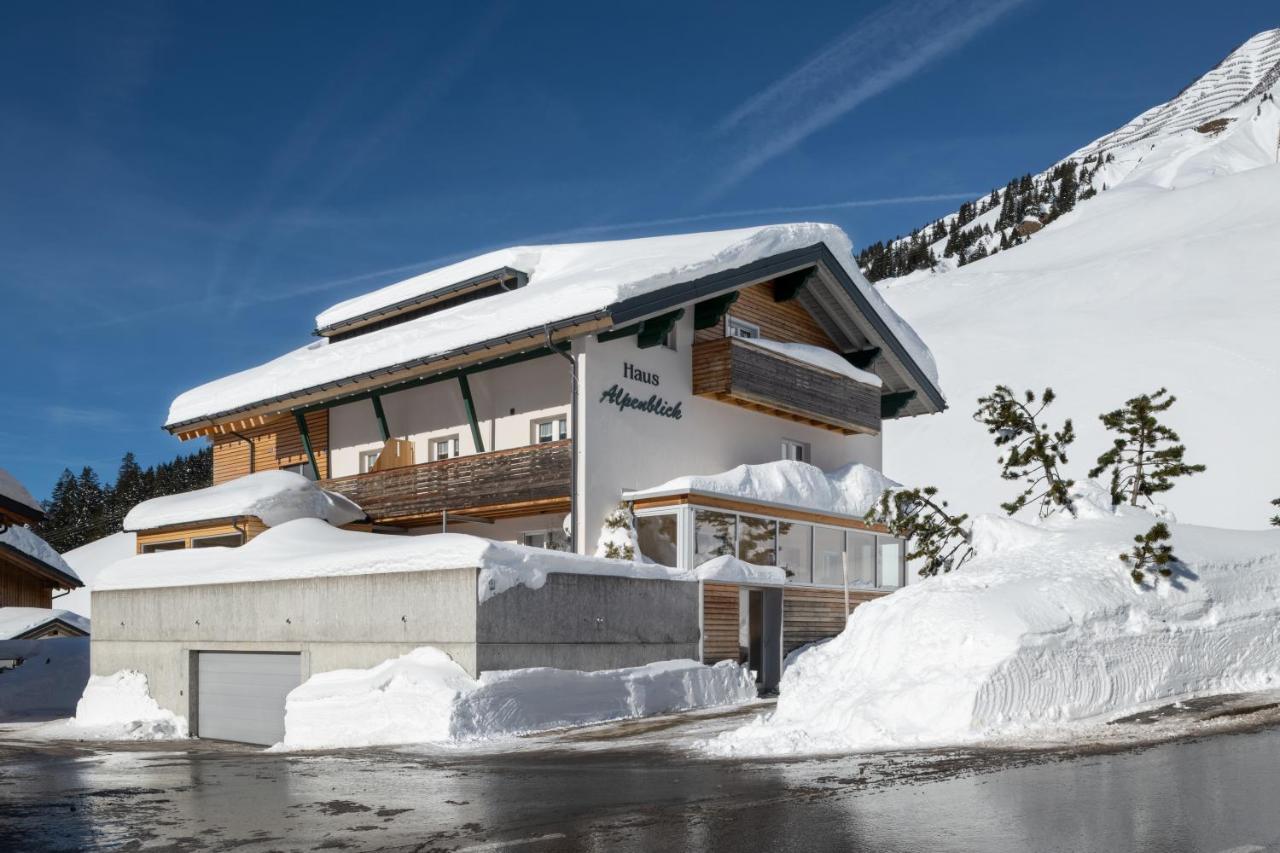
[2,0,1275,501]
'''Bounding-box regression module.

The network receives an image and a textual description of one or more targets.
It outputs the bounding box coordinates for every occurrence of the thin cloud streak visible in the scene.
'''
[709,0,1027,198]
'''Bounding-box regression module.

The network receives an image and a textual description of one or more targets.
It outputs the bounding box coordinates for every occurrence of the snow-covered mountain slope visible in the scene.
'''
[880,163,1280,529]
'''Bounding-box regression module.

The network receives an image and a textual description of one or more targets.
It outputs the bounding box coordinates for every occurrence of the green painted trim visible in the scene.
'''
[637,308,684,349]
[370,395,390,442]
[692,291,739,329]
[772,266,814,302]
[294,411,321,480]
[881,390,917,418]
[596,323,640,342]
[845,347,881,370]
[458,374,484,453]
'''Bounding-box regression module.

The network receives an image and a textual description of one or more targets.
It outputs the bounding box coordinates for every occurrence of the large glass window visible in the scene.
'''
[140,540,186,554]
[776,521,813,583]
[878,536,905,588]
[693,509,736,567]
[636,513,679,566]
[846,530,877,588]
[523,529,570,552]
[192,533,244,549]
[813,526,845,586]
[737,515,776,565]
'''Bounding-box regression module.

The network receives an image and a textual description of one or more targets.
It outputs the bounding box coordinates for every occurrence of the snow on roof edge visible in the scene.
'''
[122,471,365,531]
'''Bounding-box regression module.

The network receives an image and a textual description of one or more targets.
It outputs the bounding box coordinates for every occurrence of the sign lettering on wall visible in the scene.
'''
[600,362,683,420]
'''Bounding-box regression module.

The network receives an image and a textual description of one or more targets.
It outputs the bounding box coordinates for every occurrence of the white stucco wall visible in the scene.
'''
[576,313,881,555]
[328,356,572,478]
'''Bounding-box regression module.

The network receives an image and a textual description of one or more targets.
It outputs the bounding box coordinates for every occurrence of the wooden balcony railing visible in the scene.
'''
[692,338,881,435]
[323,440,572,526]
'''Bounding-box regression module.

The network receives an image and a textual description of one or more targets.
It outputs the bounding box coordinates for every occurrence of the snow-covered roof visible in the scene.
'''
[746,338,882,387]
[166,223,942,430]
[0,607,90,640]
[96,518,697,600]
[625,461,898,520]
[0,468,43,521]
[0,524,80,586]
[122,470,365,532]
[59,531,138,619]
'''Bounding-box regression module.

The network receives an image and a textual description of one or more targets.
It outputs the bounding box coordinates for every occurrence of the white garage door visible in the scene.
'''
[196,652,302,745]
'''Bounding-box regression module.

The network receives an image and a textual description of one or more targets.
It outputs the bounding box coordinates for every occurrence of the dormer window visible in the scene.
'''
[726,316,760,340]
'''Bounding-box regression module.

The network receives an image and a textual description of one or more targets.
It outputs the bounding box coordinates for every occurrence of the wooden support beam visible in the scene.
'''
[772,266,815,302]
[597,323,640,342]
[881,390,917,418]
[637,308,684,349]
[370,394,390,442]
[457,374,484,453]
[844,347,881,370]
[293,411,321,480]
[693,291,739,329]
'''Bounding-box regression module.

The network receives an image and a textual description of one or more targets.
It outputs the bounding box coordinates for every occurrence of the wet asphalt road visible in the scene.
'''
[4,703,1280,853]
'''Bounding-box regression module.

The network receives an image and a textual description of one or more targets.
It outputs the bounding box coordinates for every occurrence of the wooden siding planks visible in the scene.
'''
[0,562,54,608]
[782,586,885,655]
[211,411,329,485]
[694,279,837,348]
[702,582,741,664]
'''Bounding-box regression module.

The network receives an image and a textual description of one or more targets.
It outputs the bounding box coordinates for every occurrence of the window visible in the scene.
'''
[432,435,460,461]
[781,439,810,464]
[192,533,245,549]
[523,529,570,552]
[878,535,905,588]
[636,513,679,566]
[359,449,382,474]
[813,526,845,586]
[846,530,878,588]
[693,509,736,567]
[726,315,761,340]
[777,521,813,583]
[533,416,568,444]
[140,540,186,554]
[281,462,317,481]
[737,515,776,565]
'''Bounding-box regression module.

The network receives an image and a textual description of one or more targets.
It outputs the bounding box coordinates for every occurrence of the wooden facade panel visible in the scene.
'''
[212,411,329,485]
[693,337,881,435]
[0,563,54,608]
[781,586,885,655]
[694,279,837,349]
[702,582,741,665]
[324,440,571,526]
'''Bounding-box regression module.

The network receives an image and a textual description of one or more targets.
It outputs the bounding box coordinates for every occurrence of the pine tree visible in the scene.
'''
[596,503,639,560]
[1088,388,1205,508]
[1270,498,1279,527]
[865,486,973,577]
[974,385,1076,517]
[1121,521,1177,586]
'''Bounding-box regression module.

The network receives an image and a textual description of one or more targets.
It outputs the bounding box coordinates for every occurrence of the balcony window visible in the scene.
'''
[726,315,760,340]
[781,439,810,463]
[813,526,845,586]
[358,449,381,473]
[693,509,736,567]
[878,536,905,588]
[432,435,460,461]
[523,529,570,552]
[737,515,776,565]
[636,513,679,566]
[846,530,878,588]
[777,521,812,583]
[534,416,568,444]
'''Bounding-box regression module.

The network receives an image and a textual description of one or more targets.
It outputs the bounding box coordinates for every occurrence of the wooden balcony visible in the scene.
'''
[323,440,572,526]
[692,338,880,435]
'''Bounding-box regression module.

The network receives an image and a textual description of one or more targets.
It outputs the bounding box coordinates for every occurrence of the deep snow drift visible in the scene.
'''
[122,470,364,531]
[710,490,1280,756]
[59,531,137,618]
[282,648,756,749]
[70,671,189,740]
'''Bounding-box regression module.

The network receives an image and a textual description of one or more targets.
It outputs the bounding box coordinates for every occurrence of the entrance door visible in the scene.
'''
[195,652,302,745]
[739,588,782,690]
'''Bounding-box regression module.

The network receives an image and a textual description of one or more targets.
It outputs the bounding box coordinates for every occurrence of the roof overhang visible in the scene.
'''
[12,616,90,640]
[0,495,43,527]
[0,542,82,590]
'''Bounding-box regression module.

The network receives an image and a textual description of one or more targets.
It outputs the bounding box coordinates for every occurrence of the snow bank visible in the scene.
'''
[122,470,364,531]
[59,531,136,618]
[72,671,188,740]
[692,554,786,586]
[0,524,78,582]
[169,223,938,427]
[282,647,755,749]
[0,638,89,721]
[0,467,42,516]
[96,517,693,599]
[747,338,882,387]
[709,505,1280,756]
[0,607,90,639]
[626,460,898,520]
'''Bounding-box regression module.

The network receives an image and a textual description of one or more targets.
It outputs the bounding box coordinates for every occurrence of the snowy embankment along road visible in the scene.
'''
[709,487,1280,757]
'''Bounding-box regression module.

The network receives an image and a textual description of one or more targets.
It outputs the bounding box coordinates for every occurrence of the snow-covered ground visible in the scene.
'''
[122,470,364,531]
[60,530,136,618]
[709,488,1280,756]
[282,648,755,750]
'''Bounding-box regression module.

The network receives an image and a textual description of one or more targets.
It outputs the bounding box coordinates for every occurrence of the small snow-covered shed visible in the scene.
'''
[122,470,365,553]
[0,468,44,528]
[0,607,90,641]
[0,470,82,609]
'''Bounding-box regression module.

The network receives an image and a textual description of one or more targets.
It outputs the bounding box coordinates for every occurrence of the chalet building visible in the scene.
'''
[0,469,83,610]
[91,225,945,742]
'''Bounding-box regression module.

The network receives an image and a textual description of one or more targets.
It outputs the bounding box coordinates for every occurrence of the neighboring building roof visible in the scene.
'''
[0,525,82,589]
[0,607,91,640]
[624,460,899,521]
[165,223,944,434]
[0,468,44,525]
[122,470,366,532]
